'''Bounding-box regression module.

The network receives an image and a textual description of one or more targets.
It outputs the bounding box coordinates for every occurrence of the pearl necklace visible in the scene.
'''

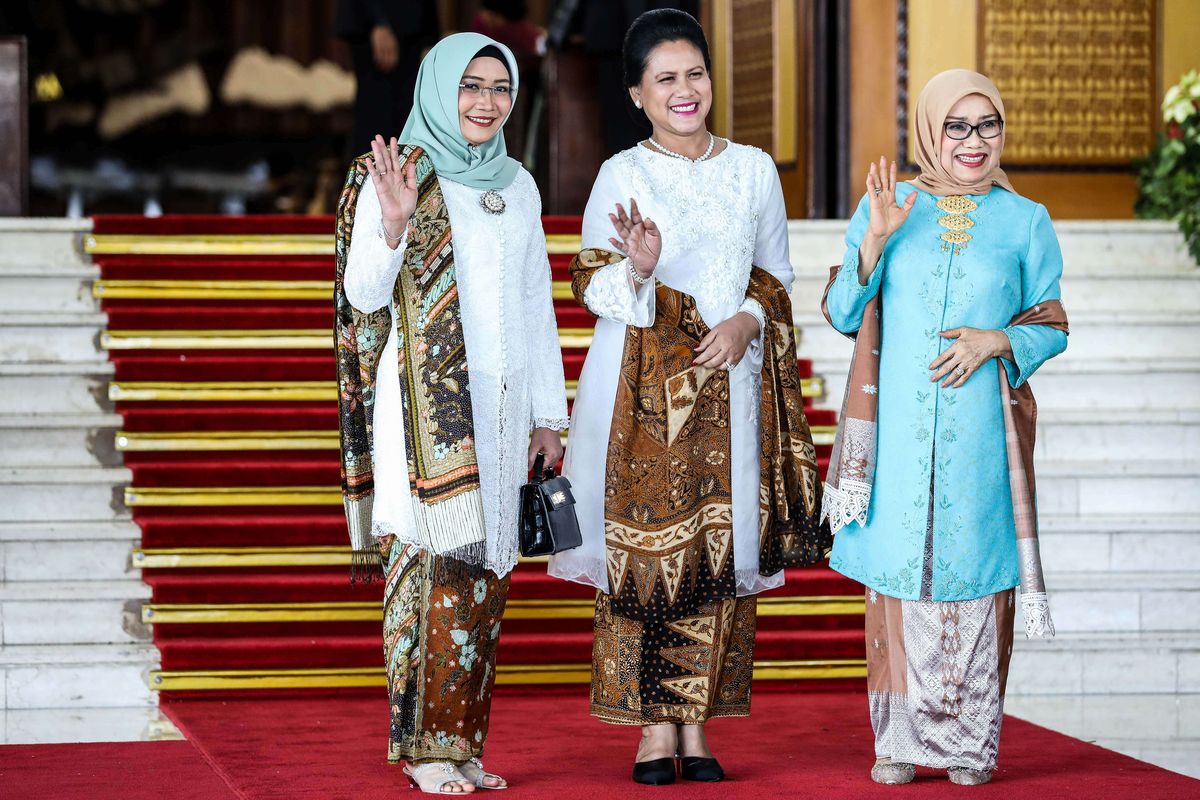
[647,132,715,163]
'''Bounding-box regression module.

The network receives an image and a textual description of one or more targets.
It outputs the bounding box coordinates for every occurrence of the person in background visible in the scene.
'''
[549,0,700,156]
[336,0,440,157]
[471,0,546,57]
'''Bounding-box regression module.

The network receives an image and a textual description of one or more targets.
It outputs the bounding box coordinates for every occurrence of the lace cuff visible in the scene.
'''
[582,258,655,327]
[737,297,766,337]
[344,177,409,313]
[533,417,570,432]
[1020,590,1055,639]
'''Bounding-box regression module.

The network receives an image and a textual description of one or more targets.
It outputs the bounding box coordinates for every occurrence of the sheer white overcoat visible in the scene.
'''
[549,142,794,596]
[344,168,569,578]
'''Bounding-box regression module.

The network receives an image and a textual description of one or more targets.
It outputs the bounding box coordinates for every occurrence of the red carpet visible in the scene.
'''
[91,214,853,690]
[4,691,1195,799]
[0,741,240,800]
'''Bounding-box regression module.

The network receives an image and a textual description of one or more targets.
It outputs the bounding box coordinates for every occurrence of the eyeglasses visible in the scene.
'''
[459,82,512,99]
[944,119,1004,140]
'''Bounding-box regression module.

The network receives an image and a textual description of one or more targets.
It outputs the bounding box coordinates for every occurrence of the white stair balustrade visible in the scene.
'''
[0,219,158,720]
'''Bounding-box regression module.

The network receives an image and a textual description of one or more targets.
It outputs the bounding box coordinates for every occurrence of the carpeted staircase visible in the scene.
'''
[87,214,863,697]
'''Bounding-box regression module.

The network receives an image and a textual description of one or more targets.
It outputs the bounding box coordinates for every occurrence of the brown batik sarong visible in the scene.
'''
[584,267,754,725]
[571,250,824,725]
[866,588,1016,771]
[380,537,510,763]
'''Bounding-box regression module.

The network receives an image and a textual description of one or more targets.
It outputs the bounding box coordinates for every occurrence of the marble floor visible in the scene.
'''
[0,706,181,745]
[1,696,1196,780]
[1006,693,1200,779]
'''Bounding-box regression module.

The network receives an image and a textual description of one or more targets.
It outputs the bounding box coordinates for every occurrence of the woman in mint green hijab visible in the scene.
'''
[338,31,568,795]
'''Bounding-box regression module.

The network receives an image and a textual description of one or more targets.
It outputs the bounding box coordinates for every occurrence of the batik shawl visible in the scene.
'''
[570,249,826,604]
[335,146,485,578]
[820,266,1068,637]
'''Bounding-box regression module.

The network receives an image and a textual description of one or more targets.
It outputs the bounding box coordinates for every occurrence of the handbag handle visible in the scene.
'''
[530,452,557,483]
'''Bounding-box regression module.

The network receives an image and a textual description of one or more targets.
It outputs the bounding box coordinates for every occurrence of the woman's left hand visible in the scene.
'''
[694,312,760,370]
[929,327,1012,388]
[528,427,564,471]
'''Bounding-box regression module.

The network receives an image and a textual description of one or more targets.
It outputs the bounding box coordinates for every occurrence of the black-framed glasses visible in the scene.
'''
[459,82,512,99]
[944,119,1004,140]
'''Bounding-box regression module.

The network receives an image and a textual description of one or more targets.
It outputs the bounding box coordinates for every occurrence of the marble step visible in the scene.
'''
[811,358,1200,412]
[0,413,122,467]
[787,220,1195,276]
[0,274,98,314]
[1038,515,1200,575]
[1004,693,1200,779]
[1006,694,1200,742]
[0,643,157,709]
[1015,459,1200,518]
[0,219,92,273]
[0,706,181,744]
[0,467,130,523]
[0,363,113,414]
[1033,409,1200,461]
[0,312,108,364]
[1007,631,1200,696]
[790,272,1200,316]
[795,310,1200,364]
[1028,572,1200,635]
[0,581,151,646]
[0,521,140,582]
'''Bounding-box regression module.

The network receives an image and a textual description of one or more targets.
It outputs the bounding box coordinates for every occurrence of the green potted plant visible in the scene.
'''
[1136,70,1200,265]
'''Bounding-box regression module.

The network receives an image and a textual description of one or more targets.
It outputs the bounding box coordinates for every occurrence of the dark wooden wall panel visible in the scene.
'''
[0,37,28,215]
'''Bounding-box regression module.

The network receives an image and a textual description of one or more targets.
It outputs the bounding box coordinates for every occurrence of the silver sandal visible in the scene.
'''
[458,757,508,790]
[871,758,916,785]
[948,766,992,785]
[403,762,475,794]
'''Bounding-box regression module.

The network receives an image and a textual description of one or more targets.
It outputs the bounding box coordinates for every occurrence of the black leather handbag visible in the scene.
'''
[519,453,583,557]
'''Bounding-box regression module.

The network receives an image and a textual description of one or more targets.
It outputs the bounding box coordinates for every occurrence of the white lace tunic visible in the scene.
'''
[344,168,569,578]
[548,141,794,596]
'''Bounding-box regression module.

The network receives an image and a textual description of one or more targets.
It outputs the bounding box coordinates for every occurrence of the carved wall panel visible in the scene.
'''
[710,0,799,165]
[978,0,1157,166]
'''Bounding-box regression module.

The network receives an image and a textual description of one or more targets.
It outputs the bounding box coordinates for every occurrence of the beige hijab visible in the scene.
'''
[910,69,1015,197]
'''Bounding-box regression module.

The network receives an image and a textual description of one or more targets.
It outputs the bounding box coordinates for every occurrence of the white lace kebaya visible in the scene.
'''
[549,141,794,596]
[343,168,569,578]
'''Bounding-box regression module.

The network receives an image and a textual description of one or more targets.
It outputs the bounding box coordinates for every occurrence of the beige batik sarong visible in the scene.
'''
[866,588,1016,771]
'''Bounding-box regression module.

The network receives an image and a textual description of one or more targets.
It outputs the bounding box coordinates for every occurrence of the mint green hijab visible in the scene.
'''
[399,32,521,190]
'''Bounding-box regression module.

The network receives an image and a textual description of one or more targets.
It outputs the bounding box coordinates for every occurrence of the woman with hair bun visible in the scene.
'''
[550,8,829,786]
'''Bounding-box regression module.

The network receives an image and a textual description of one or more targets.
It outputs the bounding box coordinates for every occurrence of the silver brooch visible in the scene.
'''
[479,190,506,215]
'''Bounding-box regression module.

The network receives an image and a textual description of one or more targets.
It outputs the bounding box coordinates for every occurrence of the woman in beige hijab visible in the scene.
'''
[821,69,1068,786]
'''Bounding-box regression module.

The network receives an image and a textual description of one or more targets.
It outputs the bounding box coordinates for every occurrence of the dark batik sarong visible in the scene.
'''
[585,270,753,725]
[571,250,825,726]
[380,537,510,763]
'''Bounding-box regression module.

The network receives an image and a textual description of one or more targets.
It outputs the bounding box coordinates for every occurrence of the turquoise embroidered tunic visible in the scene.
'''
[826,184,1067,602]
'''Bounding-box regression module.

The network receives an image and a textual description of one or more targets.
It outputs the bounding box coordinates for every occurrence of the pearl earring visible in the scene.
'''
[634,99,642,109]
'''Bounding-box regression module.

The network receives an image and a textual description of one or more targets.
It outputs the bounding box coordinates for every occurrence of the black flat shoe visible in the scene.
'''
[680,756,724,782]
[632,757,677,785]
